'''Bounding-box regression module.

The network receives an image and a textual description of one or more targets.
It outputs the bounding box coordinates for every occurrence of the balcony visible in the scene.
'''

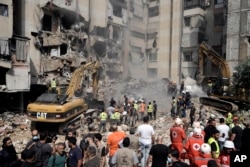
[184,0,205,10]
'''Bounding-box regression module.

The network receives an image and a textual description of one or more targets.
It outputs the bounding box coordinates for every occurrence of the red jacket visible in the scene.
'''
[170,125,186,143]
[218,151,230,167]
[185,135,204,158]
[193,153,212,167]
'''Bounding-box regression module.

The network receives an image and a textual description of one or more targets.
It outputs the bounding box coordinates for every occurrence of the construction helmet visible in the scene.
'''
[193,127,202,136]
[200,143,211,154]
[175,118,183,125]
[224,140,235,149]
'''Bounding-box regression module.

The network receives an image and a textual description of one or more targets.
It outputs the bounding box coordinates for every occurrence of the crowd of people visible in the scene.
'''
[1,89,250,167]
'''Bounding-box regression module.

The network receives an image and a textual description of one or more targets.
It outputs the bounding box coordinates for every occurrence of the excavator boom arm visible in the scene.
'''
[66,61,100,98]
[198,41,231,78]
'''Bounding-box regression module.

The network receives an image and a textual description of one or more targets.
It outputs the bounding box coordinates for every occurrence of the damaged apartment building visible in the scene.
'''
[0,0,30,112]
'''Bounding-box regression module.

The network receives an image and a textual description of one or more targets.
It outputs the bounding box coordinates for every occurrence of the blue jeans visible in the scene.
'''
[139,142,151,167]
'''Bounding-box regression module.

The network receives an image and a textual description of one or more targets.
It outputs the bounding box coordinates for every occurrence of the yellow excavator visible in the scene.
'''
[197,42,250,112]
[26,60,104,134]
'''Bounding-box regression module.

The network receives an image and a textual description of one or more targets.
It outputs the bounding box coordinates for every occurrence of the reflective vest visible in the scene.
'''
[208,83,213,87]
[134,103,139,111]
[51,80,57,88]
[208,137,220,158]
[114,112,121,119]
[226,112,233,124]
[111,113,116,119]
[100,112,107,121]
[147,104,153,113]
[172,99,176,107]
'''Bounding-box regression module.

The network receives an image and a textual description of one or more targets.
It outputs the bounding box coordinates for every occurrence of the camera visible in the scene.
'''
[46,133,58,143]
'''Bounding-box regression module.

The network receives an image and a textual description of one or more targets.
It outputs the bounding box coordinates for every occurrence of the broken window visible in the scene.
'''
[42,14,52,31]
[147,68,157,78]
[184,17,191,27]
[0,4,8,17]
[148,53,157,62]
[183,52,193,62]
[148,6,159,17]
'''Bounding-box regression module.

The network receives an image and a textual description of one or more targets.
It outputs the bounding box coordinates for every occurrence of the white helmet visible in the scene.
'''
[186,90,189,93]
[193,127,202,136]
[134,100,137,103]
[224,140,235,149]
[175,118,183,125]
[200,143,211,154]
[192,121,201,128]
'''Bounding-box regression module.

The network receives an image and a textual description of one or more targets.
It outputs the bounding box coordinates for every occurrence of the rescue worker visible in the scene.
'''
[110,111,117,125]
[207,80,213,96]
[147,102,153,120]
[99,110,108,133]
[207,129,220,159]
[189,103,196,127]
[114,107,121,125]
[217,140,235,167]
[171,96,177,118]
[170,118,186,155]
[128,103,137,127]
[139,101,146,122]
[153,100,157,120]
[184,127,204,166]
[134,101,139,120]
[225,111,233,126]
[50,78,57,94]
[193,143,212,167]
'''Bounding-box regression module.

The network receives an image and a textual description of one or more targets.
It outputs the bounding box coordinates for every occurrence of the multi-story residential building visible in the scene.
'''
[181,0,227,80]
[0,0,30,112]
[226,0,250,72]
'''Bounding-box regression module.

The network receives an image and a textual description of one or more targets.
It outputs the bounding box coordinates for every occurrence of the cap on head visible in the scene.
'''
[200,143,211,154]
[223,140,235,149]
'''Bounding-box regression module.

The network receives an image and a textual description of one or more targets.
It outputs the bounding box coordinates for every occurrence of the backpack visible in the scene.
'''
[27,141,44,167]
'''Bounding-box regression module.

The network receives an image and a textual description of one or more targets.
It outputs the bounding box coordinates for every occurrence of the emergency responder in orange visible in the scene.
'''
[217,140,235,167]
[193,143,213,167]
[170,118,186,155]
[184,127,204,166]
[139,100,146,121]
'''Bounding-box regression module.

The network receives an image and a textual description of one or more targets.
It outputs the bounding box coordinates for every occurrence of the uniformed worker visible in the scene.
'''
[147,102,153,120]
[50,78,57,94]
[114,107,121,125]
[110,111,117,125]
[99,110,108,133]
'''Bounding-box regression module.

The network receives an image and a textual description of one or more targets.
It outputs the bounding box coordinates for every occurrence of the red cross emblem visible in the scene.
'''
[172,131,177,138]
[192,143,200,151]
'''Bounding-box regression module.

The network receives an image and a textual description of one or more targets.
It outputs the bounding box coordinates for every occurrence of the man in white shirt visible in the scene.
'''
[216,118,230,150]
[136,116,155,167]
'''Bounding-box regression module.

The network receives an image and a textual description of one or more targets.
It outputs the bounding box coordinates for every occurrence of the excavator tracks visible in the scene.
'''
[200,97,238,112]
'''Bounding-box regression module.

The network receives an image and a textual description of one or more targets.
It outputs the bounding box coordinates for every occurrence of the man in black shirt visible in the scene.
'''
[241,122,250,153]
[168,149,189,167]
[189,103,196,127]
[204,118,217,143]
[146,135,169,167]
[230,119,243,151]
